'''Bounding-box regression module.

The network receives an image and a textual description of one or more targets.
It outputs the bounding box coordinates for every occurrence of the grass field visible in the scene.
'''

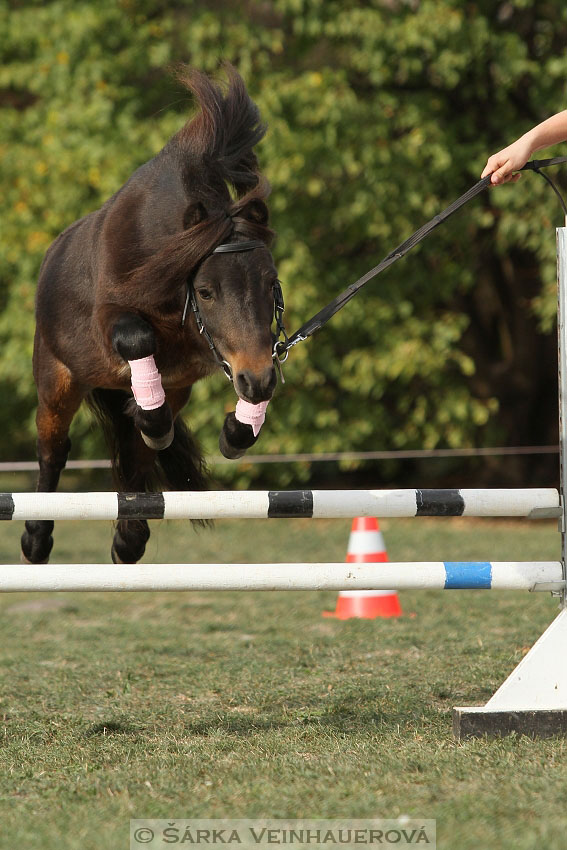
[0,500,565,850]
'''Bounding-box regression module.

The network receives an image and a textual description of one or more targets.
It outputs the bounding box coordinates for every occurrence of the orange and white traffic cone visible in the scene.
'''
[323,517,402,619]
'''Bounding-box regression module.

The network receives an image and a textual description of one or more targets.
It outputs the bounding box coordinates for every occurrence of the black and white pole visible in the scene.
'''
[0,488,560,521]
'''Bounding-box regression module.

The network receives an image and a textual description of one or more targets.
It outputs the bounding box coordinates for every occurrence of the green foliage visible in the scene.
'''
[1,0,566,483]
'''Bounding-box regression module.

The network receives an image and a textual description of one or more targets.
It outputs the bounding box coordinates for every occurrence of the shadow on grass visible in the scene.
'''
[177,695,440,737]
[84,718,143,737]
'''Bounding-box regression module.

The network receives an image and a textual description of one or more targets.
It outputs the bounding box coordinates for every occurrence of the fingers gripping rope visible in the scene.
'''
[129,356,166,410]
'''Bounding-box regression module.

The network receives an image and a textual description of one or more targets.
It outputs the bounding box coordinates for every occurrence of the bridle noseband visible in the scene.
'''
[181,239,288,382]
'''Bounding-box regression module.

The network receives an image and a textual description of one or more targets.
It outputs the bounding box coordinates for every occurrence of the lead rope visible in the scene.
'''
[275,156,567,359]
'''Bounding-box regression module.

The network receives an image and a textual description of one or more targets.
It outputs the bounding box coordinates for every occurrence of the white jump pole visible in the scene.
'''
[1,561,563,593]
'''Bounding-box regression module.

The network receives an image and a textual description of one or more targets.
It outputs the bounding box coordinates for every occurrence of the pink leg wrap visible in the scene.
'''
[129,356,166,410]
[235,399,269,437]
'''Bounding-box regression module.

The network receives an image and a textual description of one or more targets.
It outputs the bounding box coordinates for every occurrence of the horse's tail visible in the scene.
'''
[87,389,209,499]
[176,62,266,195]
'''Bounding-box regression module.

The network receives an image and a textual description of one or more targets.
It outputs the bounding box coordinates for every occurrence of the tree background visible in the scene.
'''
[1,0,566,487]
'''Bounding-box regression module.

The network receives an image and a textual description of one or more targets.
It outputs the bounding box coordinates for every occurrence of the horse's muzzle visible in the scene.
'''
[235,365,277,404]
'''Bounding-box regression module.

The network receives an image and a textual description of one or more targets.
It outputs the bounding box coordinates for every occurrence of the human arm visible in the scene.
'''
[481,110,567,184]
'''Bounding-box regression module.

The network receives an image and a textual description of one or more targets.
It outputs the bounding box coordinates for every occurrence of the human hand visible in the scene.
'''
[481,137,533,185]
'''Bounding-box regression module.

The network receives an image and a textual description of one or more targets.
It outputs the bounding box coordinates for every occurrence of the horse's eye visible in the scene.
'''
[197,288,213,302]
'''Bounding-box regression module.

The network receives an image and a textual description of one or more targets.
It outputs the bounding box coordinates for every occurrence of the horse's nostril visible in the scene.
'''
[236,367,276,403]
[236,371,253,399]
[266,366,277,394]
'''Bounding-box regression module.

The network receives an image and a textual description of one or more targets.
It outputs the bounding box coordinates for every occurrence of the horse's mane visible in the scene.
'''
[121,64,273,307]
[176,62,267,198]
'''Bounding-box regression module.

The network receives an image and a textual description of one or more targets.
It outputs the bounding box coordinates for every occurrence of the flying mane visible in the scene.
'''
[122,64,274,305]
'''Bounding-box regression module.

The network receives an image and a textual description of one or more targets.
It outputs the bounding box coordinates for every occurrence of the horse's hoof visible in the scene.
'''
[111,546,124,565]
[218,430,247,459]
[218,412,258,459]
[140,424,174,451]
[20,551,49,565]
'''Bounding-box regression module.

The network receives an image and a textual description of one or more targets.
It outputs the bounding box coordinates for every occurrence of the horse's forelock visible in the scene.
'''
[121,211,231,306]
[230,215,274,248]
[121,200,273,310]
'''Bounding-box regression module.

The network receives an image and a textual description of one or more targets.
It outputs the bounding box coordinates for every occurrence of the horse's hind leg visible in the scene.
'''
[21,353,84,564]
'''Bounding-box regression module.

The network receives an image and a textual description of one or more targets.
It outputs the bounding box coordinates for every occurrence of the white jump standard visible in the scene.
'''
[453,225,567,739]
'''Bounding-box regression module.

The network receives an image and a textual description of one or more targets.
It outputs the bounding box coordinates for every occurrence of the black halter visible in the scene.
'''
[182,239,288,382]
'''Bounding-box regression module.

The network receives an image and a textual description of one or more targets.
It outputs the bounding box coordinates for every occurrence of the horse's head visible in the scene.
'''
[187,198,279,404]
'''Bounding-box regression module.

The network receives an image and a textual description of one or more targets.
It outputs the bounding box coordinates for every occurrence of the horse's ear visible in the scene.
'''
[238,198,269,226]
[183,201,208,229]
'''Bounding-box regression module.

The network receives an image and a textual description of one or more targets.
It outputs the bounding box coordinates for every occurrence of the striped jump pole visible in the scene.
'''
[0,488,560,520]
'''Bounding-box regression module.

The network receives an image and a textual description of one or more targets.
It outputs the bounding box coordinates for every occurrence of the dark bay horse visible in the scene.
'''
[21,65,281,565]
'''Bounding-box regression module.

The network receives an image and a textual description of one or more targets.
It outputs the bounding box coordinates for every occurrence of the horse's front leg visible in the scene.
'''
[111,313,173,450]
[21,348,84,564]
[219,409,262,459]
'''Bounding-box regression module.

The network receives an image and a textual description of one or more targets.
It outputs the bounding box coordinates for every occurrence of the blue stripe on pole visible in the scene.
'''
[443,562,492,589]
